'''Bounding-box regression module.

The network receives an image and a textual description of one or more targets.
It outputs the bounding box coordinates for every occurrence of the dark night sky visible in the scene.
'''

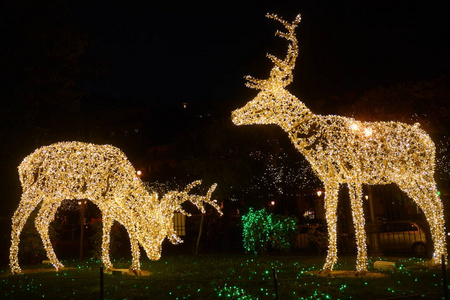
[70,1,450,110]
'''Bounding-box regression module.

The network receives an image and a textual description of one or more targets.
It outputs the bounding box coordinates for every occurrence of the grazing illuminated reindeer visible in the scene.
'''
[232,13,446,274]
[10,141,222,274]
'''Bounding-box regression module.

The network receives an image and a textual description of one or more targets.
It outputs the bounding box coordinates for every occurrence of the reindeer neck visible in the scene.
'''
[276,94,314,133]
[283,104,321,154]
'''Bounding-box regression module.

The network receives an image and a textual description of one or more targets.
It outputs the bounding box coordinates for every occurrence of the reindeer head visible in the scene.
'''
[138,181,222,261]
[232,14,310,131]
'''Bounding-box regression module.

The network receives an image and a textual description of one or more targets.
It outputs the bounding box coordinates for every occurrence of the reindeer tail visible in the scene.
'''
[18,150,42,190]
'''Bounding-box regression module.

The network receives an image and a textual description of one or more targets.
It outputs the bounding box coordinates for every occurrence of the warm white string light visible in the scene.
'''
[10,141,222,274]
[232,13,446,274]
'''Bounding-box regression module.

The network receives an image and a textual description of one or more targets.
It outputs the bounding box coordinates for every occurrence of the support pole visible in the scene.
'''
[273,267,279,300]
[100,266,104,300]
[366,187,382,256]
[79,200,85,258]
[443,254,448,300]
[194,214,204,255]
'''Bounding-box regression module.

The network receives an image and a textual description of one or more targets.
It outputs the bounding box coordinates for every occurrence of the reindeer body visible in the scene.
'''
[10,142,221,274]
[290,114,435,185]
[232,14,446,273]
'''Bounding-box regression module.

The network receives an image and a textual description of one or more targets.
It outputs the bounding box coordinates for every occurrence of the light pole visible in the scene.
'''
[366,187,382,256]
[79,200,86,258]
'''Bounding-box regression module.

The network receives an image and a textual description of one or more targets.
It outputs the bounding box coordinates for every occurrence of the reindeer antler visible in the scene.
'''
[245,13,301,90]
[161,180,222,245]
[160,180,222,217]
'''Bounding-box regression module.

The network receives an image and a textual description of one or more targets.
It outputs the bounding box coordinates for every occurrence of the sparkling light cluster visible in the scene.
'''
[247,150,320,198]
[231,13,447,273]
[10,141,222,274]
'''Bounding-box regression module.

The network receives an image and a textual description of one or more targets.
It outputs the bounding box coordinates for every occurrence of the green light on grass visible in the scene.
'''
[215,284,256,299]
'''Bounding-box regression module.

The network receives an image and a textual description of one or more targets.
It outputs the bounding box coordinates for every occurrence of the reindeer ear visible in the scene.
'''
[245,75,265,90]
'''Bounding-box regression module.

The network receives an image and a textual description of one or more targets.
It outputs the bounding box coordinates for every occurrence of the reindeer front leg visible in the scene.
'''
[129,235,142,275]
[101,216,114,270]
[348,182,368,274]
[321,183,339,274]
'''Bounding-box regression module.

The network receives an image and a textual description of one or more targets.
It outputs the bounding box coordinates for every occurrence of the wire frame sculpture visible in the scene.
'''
[10,141,222,274]
[232,13,446,274]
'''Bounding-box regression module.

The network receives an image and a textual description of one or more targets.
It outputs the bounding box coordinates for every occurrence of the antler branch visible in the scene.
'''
[245,13,301,89]
[160,180,222,217]
[161,180,222,245]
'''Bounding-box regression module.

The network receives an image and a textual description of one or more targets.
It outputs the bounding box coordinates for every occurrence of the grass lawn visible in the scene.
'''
[0,254,447,299]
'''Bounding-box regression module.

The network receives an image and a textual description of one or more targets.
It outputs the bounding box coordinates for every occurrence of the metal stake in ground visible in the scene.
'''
[100,266,104,300]
[273,267,279,300]
[443,254,448,300]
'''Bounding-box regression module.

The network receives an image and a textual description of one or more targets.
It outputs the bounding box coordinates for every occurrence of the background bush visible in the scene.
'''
[241,208,297,255]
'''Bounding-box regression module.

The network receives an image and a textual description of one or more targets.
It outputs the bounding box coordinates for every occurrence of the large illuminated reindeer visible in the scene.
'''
[232,13,446,274]
[10,141,221,274]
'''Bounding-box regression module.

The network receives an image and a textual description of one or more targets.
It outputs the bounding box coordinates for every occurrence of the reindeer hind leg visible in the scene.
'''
[419,178,446,264]
[10,191,43,273]
[35,200,64,270]
[398,177,446,264]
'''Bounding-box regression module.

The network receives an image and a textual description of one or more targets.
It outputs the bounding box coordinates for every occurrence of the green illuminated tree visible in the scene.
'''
[241,208,297,255]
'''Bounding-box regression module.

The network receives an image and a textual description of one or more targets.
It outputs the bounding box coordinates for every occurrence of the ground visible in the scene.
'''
[0,254,448,299]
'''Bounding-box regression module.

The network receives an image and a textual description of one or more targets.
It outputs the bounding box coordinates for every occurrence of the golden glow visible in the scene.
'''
[10,142,222,274]
[232,13,446,273]
[363,127,373,137]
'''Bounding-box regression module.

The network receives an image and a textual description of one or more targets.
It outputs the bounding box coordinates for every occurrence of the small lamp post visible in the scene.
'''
[79,200,86,258]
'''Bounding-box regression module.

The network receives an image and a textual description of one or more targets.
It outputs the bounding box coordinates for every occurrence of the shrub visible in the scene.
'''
[241,208,297,255]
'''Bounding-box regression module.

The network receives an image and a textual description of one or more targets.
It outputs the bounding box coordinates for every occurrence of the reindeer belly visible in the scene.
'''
[359,128,433,184]
[306,145,392,185]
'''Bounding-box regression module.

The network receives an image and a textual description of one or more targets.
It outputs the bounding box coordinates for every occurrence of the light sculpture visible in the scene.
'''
[231,13,446,274]
[10,141,222,274]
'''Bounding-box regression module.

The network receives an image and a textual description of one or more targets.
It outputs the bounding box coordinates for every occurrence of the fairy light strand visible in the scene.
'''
[10,141,222,274]
[231,13,446,273]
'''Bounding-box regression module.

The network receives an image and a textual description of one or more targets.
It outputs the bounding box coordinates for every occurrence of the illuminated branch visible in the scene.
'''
[232,13,447,274]
[10,142,222,274]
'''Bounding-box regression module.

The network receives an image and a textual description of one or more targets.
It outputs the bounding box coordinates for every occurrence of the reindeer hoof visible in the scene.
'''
[129,268,142,276]
[425,260,442,269]
[355,271,366,277]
